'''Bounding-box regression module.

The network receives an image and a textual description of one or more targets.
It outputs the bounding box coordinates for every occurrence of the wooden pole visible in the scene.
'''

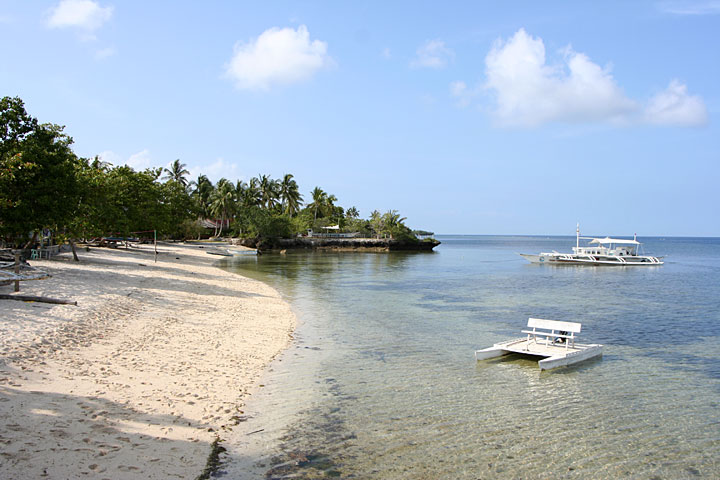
[14,252,20,292]
[154,229,157,263]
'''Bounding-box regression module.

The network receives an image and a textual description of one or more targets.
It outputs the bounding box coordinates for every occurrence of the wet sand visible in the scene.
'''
[0,243,295,479]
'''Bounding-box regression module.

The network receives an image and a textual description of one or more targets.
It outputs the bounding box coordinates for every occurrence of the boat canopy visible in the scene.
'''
[589,237,640,245]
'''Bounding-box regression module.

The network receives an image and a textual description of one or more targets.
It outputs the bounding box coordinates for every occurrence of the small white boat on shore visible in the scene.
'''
[205,246,258,257]
[520,225,663,266]
[475,318,603,371]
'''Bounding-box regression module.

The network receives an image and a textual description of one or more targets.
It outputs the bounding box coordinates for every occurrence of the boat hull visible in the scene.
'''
[519,253,663,266]
[475,338,603,371]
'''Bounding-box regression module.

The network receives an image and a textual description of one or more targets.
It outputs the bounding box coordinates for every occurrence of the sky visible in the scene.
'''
[1,1,718,236]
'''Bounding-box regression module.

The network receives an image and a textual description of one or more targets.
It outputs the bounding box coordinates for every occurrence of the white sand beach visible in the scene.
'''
[0,243,295,479]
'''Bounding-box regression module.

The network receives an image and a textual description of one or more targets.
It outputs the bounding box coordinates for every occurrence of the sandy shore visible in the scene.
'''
[0,243,295,479]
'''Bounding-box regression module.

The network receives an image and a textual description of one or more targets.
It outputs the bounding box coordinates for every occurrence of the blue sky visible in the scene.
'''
[1,1,718,236]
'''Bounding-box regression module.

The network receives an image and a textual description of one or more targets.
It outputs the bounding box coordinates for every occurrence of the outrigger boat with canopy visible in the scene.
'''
[519,224,663,266]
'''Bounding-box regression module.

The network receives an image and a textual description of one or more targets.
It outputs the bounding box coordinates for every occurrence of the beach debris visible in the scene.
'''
[196,437,227,480]
[0,294,77,305]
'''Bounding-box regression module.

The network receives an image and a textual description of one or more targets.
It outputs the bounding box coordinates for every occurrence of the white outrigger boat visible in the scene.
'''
[519,225,663,266]
[475,318,603,371]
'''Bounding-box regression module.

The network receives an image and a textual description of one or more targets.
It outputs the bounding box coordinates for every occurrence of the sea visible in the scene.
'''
[217,235,720,479]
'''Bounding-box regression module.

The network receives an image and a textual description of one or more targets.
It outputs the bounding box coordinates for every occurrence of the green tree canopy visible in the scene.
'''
[0,96,83,246]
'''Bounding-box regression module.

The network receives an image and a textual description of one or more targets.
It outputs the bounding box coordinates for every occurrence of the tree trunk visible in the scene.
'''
[22,231,38,250]
[70,239,79,262]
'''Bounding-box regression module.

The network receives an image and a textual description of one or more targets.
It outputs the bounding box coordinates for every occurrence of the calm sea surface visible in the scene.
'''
[218,236,720,479]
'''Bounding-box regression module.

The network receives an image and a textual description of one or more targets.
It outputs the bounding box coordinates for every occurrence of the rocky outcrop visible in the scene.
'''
[237,237,440,252]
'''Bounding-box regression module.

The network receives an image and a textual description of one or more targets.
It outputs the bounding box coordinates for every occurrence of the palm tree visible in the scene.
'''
[259,174,279,210]
[209,179,236,236]
[238,178,262,208]
[382,210,407,239]
[369,210,383,238]
[346,206,360,219]
[191,175,214,218]
[162,159,190,186]
[90,155,111,172]
[279,174,303,216]
[308,187,327,221]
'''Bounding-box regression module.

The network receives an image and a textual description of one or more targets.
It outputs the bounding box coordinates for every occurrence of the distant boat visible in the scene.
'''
[519,224,663,266]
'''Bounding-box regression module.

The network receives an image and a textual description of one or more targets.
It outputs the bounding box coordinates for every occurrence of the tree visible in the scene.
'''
[64,156,111,259]
[279,173,303,216]
[346,206,360,219]
[325,194,345,226]
[380,210,414,241]
[162,159,190,186]
[258,174,278,210]
[159,178,197,237]
[238,177,262,208]
[369,210,383,238]
[0,97,83,247]
[308,186,327,221]
[209,178,236,236]
[191,174,214,218]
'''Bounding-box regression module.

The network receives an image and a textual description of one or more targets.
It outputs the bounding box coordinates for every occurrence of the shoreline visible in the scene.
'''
[0,242,296,479]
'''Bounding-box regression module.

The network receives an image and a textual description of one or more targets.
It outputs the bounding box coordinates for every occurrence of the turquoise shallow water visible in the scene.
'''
[219,236,720,479]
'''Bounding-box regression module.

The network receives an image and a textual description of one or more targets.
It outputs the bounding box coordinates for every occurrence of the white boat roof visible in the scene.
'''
[588,237,640,245]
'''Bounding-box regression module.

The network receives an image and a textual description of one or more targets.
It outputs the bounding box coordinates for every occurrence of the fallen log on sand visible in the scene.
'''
[0,294,77,305]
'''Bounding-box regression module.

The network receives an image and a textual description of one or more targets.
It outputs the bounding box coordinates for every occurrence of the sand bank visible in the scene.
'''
[0,243,295,479]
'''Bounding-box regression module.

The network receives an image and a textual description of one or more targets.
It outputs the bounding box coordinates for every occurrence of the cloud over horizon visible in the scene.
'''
[224,25,331,91]
[453,29,708,128]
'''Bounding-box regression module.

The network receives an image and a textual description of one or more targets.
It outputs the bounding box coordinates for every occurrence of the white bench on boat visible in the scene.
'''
[521,318,581,350]
[475,317,603,371]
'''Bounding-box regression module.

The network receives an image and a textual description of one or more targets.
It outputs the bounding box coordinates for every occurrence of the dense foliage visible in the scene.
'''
[0,96,425,251]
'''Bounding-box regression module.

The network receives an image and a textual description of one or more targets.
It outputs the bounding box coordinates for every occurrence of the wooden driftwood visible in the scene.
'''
[0,294,77,305]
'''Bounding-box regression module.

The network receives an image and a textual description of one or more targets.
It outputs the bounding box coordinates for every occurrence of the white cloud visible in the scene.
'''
[450,80,467,96]
[381,47,391,59]
[97,150,122,165]
[450,80,473,108]
[224,25,331,90]
[94,46,116,60]
[411,39,454,69]
[120,149,163,171]
[188,158,240,184]
[659,1,720,15]
[47,0,113,31]
[483,29,636,127]
[97,150,160,171]
[645,80,708,126]
[460,28,708,128]
[96,152,245,184]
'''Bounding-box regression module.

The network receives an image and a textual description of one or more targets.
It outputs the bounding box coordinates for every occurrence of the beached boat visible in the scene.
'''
[475,318,603,371]
[519,225,663,266]
[205,246,257,257]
